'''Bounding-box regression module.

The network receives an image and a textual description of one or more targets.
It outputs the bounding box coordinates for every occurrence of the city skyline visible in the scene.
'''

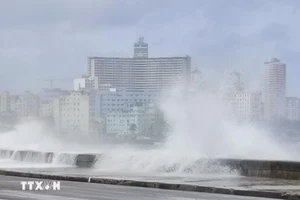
[1,2,300,199]
[0,0,300,97]
[0,36,297,97]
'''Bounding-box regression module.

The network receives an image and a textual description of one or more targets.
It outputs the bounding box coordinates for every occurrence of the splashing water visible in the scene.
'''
[160,86,297,160]
[0,86,298,174]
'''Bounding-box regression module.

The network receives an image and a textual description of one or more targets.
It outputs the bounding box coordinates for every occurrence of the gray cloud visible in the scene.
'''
[0,0,299,96]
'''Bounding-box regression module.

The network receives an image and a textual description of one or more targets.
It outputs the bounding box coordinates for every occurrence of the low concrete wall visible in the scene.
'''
[75,154,96,168]
[12,150,54,163]
[0,148,99,167]
[2,148,300,180]
[219,159,300,180]
[11,150,101,168]
[75,153,102,168]
[0,169,297,199]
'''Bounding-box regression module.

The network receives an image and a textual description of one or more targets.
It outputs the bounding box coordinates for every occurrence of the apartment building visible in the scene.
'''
[53,90,97,135]
[87,37,191,92]
[286,97,300,121]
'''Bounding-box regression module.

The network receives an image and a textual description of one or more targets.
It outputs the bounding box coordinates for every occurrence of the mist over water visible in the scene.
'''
[0,86,298,174]
[161,86,297,161]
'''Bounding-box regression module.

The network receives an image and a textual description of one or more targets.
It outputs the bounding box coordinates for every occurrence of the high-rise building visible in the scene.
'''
[264,58,286,120]
[87,37,191,92]
[286,97,300,121]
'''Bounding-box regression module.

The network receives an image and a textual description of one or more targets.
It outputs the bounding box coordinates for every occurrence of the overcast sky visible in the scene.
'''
[0,0,299,96]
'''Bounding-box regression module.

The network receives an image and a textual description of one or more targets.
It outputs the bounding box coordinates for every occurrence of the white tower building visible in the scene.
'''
[264,58,286,120]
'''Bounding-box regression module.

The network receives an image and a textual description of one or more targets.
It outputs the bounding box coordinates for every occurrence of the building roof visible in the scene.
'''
[88,56,191,60]
[264,58,285,64]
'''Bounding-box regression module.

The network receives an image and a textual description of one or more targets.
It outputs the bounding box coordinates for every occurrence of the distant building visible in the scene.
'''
[38,88,68,102]
[98,84,113,92]
[5,92,40,117]
[225,71,244,94]
[286,97,300,121]
[53,90,97,135]
[87,37,191,92]
[264,58,286,120]
[229,92,263,121]
[223,71,263,121]
[39,101,53,118]
[0,92,10,113]
[95,89,158,117]
[106,106,155,137]
[37,88,68,119]
[74,78,86,91]
[74,76,99,91]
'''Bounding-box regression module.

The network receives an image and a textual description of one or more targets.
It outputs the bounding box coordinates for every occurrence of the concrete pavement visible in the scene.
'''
[0,175,274,200]
[6,167,300,194]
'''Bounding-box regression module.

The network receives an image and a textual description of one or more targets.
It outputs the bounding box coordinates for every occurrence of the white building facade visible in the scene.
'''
[53,91,96,135]
[286,97,300,121]
[223,71,263,121]
[106,106,155,137]
[264,58,286,120]
[39,101,53,118]
[229,92,263,121]
[0,92,40,117]
[87,38,191,92]
[74,76,99,91]
[14,92,40,117]
[0,92,10,113]
[37,88,68,119]
[95,89,158,117]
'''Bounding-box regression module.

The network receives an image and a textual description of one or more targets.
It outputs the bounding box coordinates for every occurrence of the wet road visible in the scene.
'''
[0,175,274,200]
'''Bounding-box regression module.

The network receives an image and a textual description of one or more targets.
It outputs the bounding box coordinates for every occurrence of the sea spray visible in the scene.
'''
[0,86,298,174]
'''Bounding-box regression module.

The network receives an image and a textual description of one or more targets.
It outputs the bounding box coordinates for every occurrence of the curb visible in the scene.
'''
[0,169,299,199]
